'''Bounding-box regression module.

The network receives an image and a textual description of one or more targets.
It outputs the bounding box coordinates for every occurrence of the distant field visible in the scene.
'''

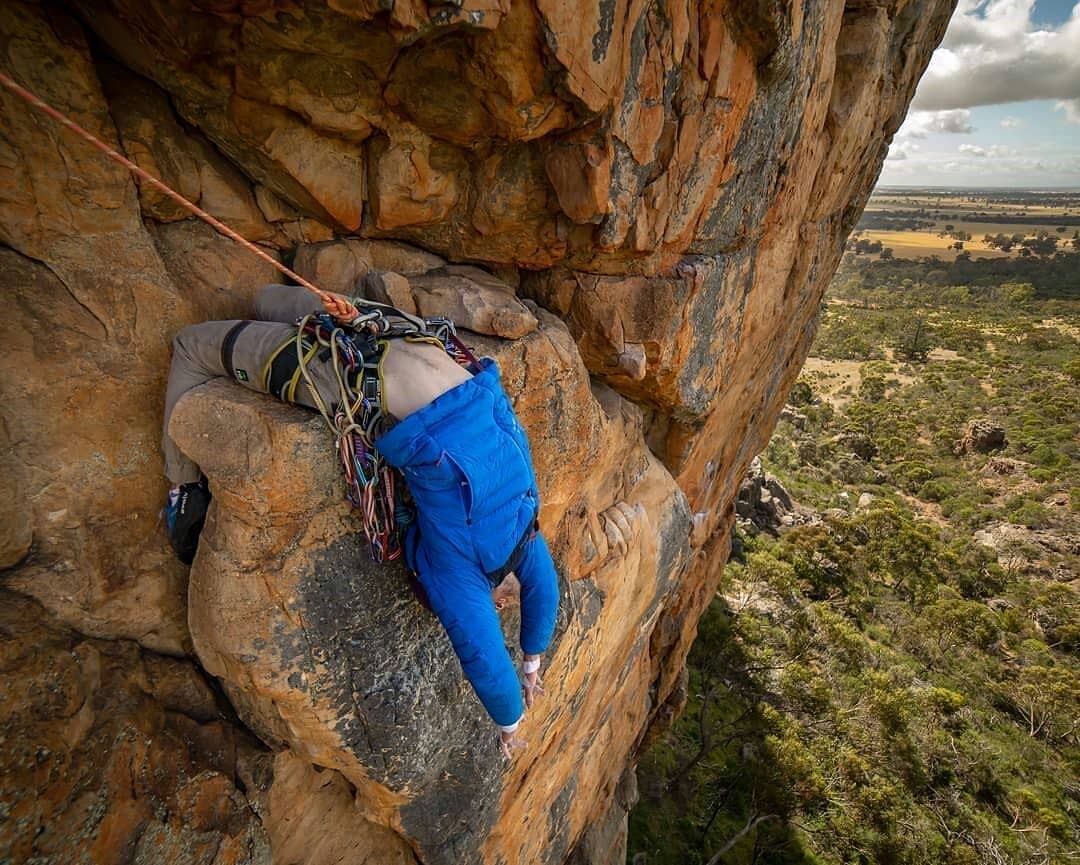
[857,229,1012,260]
[865,199,1076,218]
[867,190,1080,215]
[854,190,1078,261]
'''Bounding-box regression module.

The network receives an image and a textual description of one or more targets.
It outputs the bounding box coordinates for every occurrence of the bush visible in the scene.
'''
[1005,500,1052,529]
[918,478,955,502]
[893,460,935,492]
[789,379,814,406]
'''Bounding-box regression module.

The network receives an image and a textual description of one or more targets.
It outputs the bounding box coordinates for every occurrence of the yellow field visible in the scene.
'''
[856,190,1078,261]
[857,229,1012,260]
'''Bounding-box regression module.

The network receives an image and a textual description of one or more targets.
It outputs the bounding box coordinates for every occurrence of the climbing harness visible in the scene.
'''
[284,302,478,562]
[0,71,481,563]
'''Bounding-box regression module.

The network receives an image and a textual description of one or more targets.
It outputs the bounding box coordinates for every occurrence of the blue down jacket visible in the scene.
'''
[375,358,560,727]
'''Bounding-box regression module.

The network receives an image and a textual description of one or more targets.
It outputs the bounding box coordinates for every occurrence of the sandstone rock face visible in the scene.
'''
[168,313,690,865]
[0,591,268,865]
[0,0,953,862]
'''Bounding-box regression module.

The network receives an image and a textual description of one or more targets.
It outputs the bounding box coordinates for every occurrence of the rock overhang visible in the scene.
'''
[0,0,957,860]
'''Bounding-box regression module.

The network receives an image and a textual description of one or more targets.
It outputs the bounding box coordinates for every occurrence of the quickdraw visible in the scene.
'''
[292,303,477,562]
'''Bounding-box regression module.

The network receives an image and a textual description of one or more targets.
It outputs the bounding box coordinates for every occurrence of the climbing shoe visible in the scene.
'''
[165,480,211,565]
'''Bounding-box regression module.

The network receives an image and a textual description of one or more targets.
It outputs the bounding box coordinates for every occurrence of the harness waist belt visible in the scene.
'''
[484,515,540,588]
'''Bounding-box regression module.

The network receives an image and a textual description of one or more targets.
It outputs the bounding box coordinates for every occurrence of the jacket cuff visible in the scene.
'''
[498,719,521,734]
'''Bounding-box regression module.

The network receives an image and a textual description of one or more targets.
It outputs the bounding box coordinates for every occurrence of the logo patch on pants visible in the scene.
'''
[234,368,249,382]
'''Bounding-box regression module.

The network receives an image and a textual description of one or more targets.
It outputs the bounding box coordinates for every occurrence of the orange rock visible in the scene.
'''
[408,265,538,338]
[369,124,463,230]
[0,591,267,865]
[545,129,614,224]
[229,96,366,231]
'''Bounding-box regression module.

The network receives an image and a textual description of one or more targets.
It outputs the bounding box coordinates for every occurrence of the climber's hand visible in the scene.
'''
[499,730,527,762]
[524,670,545,709]
[322,294,358,325]
[523,654,544,709]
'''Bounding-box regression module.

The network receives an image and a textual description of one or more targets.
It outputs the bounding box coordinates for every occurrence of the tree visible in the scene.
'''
[1001,666,1080,744]
[907,599,998,665]
[1003,282,1036,305]
[1022,235,1057,256]
[895,318,935,361]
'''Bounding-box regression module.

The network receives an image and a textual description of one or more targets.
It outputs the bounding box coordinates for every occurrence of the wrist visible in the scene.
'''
[523,657,541,675]
[498,719,521,734]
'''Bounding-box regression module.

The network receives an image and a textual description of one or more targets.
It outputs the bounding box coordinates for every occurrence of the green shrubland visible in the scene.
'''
[629,252,1079,864]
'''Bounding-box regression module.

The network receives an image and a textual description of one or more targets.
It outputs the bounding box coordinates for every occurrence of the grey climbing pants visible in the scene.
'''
[163,284,345,484]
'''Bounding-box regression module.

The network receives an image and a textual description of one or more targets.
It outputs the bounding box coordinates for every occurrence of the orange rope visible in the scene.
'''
[0,70,333,304]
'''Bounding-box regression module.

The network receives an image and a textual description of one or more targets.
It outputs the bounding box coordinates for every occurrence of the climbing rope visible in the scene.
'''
[0,70,481,563]
[0,70,334,305]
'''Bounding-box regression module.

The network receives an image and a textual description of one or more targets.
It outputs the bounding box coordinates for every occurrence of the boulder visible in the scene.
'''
[293,238,449,296]
[363,270,420,314]
[973,523,1080,575]
[735,457,811,535]
[985,456,1028,476]
[408,266,538,339]
[168,311,691,864]
[779,405,809,430]
[954,419,1008,455]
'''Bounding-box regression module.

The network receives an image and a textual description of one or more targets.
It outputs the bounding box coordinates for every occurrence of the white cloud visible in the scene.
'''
[880,142,1080,185]
[1056,98,1080,122]
[1000,115,1023,127]
[955,143,1017,157]
[911,0,1080,111]
[886,140,922,161]
[896,108,975,138]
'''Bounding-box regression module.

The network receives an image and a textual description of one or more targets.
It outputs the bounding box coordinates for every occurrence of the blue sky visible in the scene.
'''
[879,0,1080,187]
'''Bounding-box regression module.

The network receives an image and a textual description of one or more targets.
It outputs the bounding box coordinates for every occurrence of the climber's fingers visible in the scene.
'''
[500,731,528,762]
[524,672,545,708]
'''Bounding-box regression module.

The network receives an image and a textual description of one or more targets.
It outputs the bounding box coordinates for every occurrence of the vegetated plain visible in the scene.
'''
[629,189,1080,865]
[852,188,1080,260]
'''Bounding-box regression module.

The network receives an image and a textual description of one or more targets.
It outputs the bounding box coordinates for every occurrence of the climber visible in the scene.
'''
[162,281,559,760]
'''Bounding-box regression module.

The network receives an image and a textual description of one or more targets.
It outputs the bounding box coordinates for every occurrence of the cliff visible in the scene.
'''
[0,1,954,863]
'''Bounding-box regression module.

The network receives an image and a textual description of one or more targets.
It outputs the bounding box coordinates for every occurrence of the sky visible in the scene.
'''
[878,0,1080,188]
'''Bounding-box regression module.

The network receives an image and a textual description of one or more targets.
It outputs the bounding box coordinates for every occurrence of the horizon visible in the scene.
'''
[877,0,1080,189]
[873,184,1080,190]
